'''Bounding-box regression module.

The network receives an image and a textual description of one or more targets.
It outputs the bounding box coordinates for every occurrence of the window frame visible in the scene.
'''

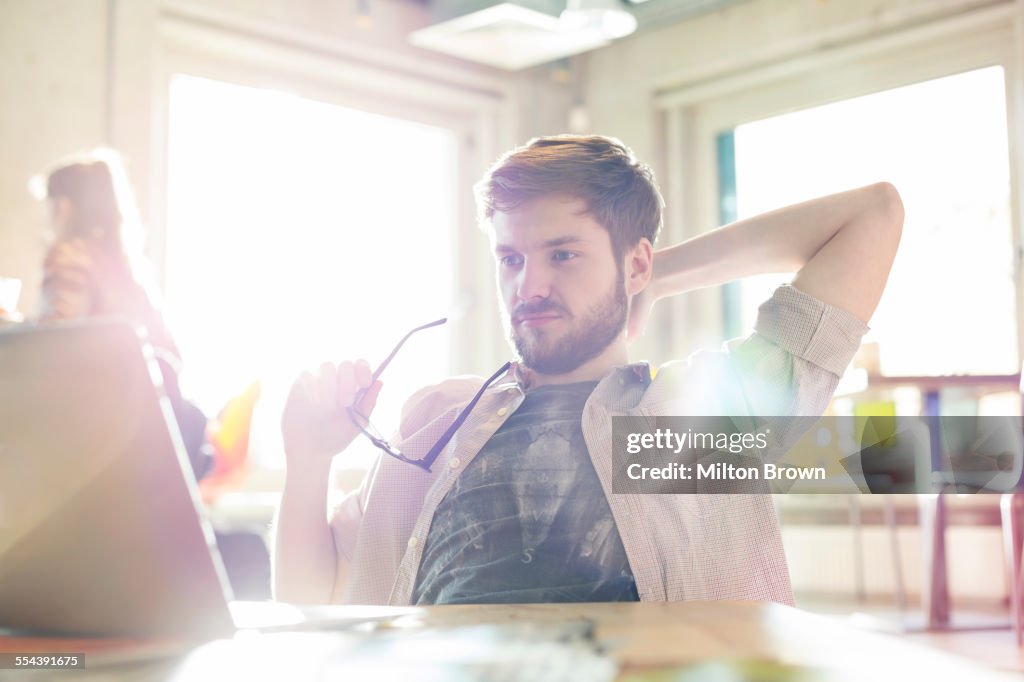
[150,6,519,379]
[653,3,1023,368]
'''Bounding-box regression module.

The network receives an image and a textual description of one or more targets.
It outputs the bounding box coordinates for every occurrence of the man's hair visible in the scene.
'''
[475,135,664,259]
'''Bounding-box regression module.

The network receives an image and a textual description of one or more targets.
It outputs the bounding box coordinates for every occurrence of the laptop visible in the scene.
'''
[0,320,410,639]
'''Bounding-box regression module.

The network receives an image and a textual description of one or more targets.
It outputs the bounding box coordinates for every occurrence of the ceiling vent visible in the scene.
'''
[409,0,751,71]
[409,1,634,71]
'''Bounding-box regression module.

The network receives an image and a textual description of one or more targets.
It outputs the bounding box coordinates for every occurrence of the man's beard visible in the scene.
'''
[509,279,628,376]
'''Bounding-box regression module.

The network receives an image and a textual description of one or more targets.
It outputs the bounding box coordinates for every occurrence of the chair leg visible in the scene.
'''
[849,495,865,602]
[884,495,907,614]
[1000,492,1024,647]
[919,494,950,629]
[1019,531,1024,648]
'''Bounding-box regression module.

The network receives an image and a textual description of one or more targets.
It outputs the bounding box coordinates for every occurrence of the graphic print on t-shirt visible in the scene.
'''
[412,381,638,604]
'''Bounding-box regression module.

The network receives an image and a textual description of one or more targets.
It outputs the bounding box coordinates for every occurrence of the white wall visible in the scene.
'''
[784,517,1008,604]
[0,0,575,338]
[586,0,1007,164]
[0,0,110,313]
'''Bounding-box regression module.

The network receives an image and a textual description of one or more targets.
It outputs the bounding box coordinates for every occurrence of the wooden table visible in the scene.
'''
[2,601,1018,680]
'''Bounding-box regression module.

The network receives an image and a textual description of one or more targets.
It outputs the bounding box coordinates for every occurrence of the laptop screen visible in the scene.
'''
[0,320,234,637]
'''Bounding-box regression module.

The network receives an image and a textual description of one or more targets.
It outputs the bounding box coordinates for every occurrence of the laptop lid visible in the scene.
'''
[0,320,235,637]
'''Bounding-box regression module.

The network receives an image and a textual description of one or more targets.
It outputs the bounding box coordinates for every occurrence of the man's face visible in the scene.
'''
[491,194,628,375]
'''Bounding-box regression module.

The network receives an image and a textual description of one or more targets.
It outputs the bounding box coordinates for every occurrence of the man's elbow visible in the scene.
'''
[871,182,905,236]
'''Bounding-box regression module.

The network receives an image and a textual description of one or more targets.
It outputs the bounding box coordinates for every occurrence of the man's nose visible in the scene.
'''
[515,258,552,301]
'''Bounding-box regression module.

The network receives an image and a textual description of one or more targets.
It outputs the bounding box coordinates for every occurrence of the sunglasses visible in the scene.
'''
[347,318,511,472]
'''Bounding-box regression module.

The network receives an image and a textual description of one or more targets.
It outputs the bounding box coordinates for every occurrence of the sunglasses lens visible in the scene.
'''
[363,420,387,443]
[351,409,382,438]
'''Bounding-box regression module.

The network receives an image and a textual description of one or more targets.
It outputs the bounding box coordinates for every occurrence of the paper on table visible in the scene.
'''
[169,621,617,682]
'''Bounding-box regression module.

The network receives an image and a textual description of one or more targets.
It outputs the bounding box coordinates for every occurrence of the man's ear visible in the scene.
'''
[624,238,654,296]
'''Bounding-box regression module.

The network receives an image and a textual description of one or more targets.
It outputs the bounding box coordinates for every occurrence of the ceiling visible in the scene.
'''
[409,0,751,70]
[423,0,751,32]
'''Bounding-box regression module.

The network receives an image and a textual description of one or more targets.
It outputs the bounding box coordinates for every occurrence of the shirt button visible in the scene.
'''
[449,457,461,469]
[407,536,419,548]
[497,407,508,417]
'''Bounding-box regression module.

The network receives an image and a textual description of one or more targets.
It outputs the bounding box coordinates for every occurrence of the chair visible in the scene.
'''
[847,401,926,614]
[1000,370,1024,646]
[918,379,1024,636]
[1001,492,1024,646]
[198,381,271,600]
[199,380,262,504]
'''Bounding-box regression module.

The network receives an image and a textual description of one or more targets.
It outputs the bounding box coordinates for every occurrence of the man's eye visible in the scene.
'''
[499,254,523,267]
[552,251,577,262]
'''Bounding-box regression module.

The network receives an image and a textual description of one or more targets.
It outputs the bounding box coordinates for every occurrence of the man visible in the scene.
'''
[274,135,902,606]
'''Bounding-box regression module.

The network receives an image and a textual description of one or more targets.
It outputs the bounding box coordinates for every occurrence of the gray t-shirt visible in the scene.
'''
[411,381,638,605]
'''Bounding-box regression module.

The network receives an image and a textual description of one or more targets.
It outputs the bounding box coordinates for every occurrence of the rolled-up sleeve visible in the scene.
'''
[727,284,869,417]
[753,284,869,377]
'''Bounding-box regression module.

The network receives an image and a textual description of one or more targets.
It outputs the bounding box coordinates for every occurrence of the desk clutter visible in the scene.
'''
[6,620,616,682]
[3,602,1020,682]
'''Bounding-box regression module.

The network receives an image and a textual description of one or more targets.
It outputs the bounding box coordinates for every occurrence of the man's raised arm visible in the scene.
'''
[273,360,381,604]
[631,182,903,333]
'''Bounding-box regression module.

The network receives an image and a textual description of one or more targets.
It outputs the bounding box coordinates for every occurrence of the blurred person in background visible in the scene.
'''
[33,149,210,479]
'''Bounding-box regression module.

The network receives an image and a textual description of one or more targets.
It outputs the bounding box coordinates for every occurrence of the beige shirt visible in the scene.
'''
[329,284,868,605]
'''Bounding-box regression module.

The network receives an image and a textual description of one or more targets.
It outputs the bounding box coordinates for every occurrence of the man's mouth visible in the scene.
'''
[516,309,565,327]
[515,313,561,328]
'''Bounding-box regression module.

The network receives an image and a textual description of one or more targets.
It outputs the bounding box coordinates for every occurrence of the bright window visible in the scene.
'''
[730,66,1016,376]
[165,75,457,467]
